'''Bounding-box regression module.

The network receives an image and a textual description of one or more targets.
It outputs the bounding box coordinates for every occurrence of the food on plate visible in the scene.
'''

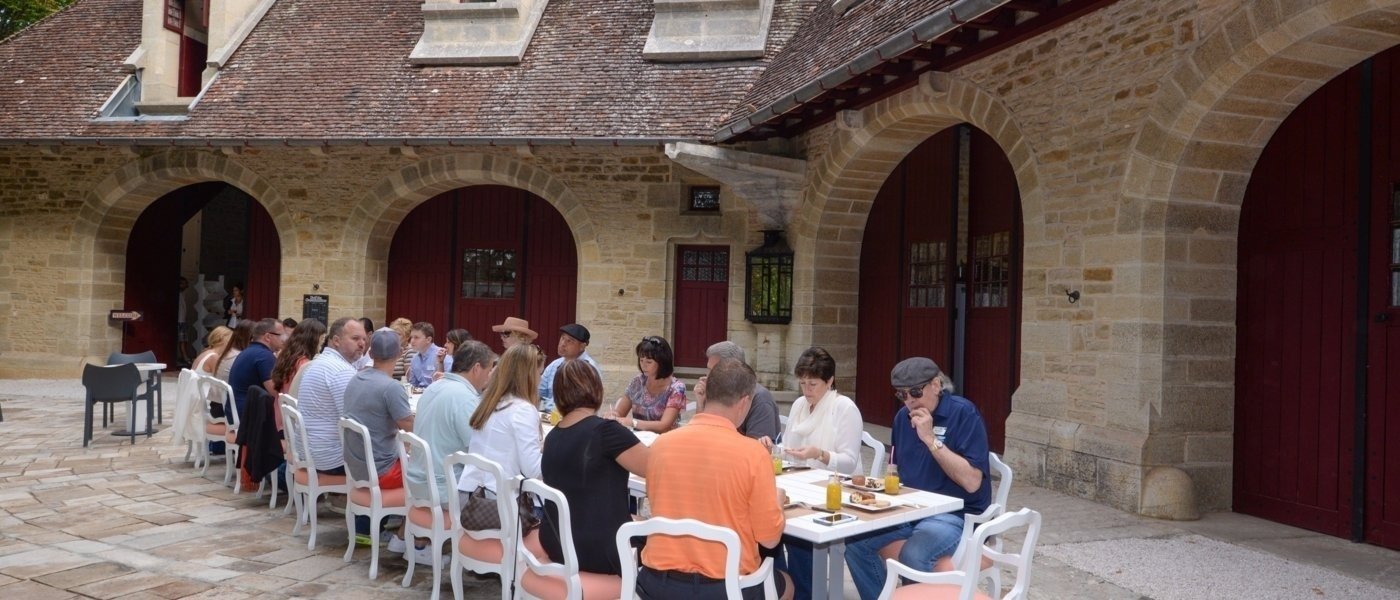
[848,491,890,508]
[851,474,867,487]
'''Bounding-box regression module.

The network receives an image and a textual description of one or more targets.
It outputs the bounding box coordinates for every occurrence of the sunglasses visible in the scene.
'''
[894,385,926,402]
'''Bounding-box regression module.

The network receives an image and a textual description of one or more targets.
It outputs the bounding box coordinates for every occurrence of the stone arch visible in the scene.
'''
[75,151,290,359]
[1121,0,1400,509]
[790,72,1044,368]
[346,152,600,322]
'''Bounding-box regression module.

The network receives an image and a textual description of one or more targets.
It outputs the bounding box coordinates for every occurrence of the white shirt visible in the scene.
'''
[456,395,542,495]
[782,390,865,475]
[299,347,357,470]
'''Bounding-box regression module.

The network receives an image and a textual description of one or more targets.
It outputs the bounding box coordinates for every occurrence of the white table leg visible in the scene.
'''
[827,542,846,600]
[811,543,830,600]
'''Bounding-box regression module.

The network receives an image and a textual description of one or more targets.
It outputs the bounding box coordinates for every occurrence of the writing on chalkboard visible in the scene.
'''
[302,294,329,327]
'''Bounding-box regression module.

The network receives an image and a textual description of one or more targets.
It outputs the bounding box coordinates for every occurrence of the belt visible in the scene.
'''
[641,566,723,585]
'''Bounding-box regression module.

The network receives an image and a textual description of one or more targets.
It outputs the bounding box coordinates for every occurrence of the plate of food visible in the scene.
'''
[844,491,899,512]
[840,474,885,493]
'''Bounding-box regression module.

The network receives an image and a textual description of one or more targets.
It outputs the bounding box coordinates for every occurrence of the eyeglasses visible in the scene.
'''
[894,385,926,402]
[499,331,511,338]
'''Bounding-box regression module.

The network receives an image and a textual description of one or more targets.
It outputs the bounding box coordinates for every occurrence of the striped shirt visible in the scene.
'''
[298,347,358,470]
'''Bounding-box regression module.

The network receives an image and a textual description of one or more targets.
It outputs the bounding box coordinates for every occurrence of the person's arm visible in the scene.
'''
[259,354,277,396]
[631,406,679,432]
[743,390,780,441]
[825,398,864,475]
[610,396,632,420]
[748,455,786,549]
[603,421,649,477]
[389,386,415,433]
[514,404,543,478]
[911,407,983,493]
[615,444,649,477]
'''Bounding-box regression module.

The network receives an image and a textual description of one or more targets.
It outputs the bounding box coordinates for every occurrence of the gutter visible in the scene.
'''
[0,136,697,148]
[714,0,1011,143]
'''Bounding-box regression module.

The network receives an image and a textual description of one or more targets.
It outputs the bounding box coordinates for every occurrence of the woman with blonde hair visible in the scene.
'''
[389,317,415,380]
[456,343,546,530]
[192,325,232,376]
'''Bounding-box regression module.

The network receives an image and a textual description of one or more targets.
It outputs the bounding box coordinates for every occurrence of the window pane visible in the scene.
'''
[461,249,517,298]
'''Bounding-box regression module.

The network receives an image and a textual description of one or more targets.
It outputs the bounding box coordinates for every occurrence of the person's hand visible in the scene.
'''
[432,371,444,381]
[784,446,822,461]
[694,376,707,400]
[910,407,936,445]
[757,435,774,450]
[777,488,789,508]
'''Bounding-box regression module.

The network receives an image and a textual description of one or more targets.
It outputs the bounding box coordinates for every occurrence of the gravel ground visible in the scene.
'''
[1041,534,1400,599]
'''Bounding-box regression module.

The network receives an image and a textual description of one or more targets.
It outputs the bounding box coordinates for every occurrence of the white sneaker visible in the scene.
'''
[387,533,406,554]
[411,543,442,565]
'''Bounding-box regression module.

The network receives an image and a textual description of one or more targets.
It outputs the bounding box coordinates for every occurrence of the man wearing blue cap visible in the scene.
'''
[844,357,992,600]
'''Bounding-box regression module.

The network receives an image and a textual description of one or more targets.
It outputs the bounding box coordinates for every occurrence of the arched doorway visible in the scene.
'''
[386,185,578,355]
[121,182,281,365]
[856,124,1022,450]
[1235,46,1400,549]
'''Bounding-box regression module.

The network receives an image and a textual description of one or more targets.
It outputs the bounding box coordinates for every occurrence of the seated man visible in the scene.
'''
[408,340,495,503]
[299,317,366,476]
[641,358,793,600]
[343,328,415,548]
[844,357,992,600]
[405,321,441,388]
[693,341,779,442]
[538,323,601,412]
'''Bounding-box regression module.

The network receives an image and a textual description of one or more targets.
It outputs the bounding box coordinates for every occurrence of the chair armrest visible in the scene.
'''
[963,503,1005,529]
[881,558,968,593]
[737,556,775,591]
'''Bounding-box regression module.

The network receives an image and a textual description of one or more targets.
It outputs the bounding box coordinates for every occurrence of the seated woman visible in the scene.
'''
[527,360,649,598]
[610,336,687,433]
[779,346,864,600]
[211,319,253,418]
[434,328,472,381]
[457,343,546,530]
[192,326,232,376]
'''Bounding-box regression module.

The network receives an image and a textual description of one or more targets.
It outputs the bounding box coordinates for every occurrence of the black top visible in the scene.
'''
[540,415,641,575]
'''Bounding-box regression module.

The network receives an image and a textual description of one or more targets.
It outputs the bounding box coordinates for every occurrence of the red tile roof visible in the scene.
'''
[0,0,819,142]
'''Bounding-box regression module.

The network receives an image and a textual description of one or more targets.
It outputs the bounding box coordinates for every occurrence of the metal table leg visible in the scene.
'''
[811,543,830,600]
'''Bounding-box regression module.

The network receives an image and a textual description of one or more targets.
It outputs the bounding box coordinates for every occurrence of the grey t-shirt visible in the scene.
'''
[739,383,780,441]
[343,368,412,474]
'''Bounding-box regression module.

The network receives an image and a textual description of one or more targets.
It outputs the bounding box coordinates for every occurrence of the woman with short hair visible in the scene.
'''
[610,336,687,433]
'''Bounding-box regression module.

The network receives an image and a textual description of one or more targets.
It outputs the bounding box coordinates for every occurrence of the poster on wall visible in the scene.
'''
[163,0,184,33]
[302,294,329,327]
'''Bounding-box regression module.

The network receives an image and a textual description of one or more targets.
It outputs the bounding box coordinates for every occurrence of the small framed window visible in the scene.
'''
[461,249,517,299]
[908,242,947,308]
[163,0,185,33]
[971,231,1012,308]
[688,186,721,213]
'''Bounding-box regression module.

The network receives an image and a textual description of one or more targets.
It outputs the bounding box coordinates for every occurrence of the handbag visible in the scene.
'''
[459,485,543,533]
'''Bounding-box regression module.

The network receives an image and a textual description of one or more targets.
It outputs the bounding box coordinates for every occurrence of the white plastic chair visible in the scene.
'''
[398,431,453,598]
[861,431,887,478]
[880,507,1042,600]
[194,375,240,488]
[616,517,776,600]
[339,417,409,580]
[949,452,1015,594]
[276,394,299,513]
[281,404,347,550]
[445,452,518,600]
[516,478,621,600]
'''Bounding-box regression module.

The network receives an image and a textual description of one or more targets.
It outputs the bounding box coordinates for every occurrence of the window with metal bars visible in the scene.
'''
[907,242,946,308]
[972,231,1011,308]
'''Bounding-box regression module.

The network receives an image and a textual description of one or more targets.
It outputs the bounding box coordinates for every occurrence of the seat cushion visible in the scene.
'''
[457,532,504,564]
[204,423,227,436]
[520,569,622,600]
[349,486,406,507]
[891,583,992,600]
[293,468,346,486]
[408,506,453,530]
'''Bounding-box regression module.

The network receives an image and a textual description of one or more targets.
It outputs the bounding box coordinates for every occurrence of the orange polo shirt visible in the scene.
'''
[641,413,786,578]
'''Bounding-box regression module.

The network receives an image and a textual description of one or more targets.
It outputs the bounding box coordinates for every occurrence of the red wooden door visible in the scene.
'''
[963,128,1021,452]
[1366,52,1400,550]
[386,193,454,331]
[856,129,959,425]
[1235,66,1360,538]
[177,35,207,97]
[673,245,730,368]
[386,186,578,356]
[122,186,206,362]
[244,201,281,320]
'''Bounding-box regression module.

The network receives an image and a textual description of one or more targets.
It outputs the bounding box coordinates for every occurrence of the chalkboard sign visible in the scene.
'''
[689,186,721,212]
[302,294,329,327]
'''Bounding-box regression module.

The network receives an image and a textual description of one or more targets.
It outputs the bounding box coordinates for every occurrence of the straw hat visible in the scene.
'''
[491,316,538,341]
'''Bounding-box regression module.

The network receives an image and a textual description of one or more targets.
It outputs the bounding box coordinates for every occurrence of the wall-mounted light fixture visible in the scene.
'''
[745,230,793,324]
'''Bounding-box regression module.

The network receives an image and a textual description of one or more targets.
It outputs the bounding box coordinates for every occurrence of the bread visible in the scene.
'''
[851,475,867,487]
[850,491,875,504]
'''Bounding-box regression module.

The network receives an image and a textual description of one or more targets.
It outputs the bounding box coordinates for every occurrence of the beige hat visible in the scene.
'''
[491,316,538,341]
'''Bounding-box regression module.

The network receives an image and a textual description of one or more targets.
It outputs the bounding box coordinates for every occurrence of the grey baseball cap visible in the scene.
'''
[369,328,401,361]
[890,357,941,388]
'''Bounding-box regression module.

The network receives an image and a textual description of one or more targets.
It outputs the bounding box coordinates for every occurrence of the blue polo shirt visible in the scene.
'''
[407,343,441,388]
[890,391,992,517]
[227,342,275,419]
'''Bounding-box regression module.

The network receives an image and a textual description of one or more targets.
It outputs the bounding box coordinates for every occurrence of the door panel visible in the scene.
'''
[522,194,579,361]
[178,35,207,98]
[386,193,454,331]
[1367,50,1400,549]
[673,245,730,368]
[856,165,907,425]
[245,201,281,321]
[964,127,1020,453]
[1235,65,1360,538]
[453,186,527,354]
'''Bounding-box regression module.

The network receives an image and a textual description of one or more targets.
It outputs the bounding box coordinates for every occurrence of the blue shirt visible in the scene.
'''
[538,351,601,412]
[407,343,441,388]
[409,373,481,502]
[227,342,275,419]
[891,391,992,517]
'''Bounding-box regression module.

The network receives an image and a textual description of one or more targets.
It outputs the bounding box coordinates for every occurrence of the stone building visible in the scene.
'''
[1,0,1397,550]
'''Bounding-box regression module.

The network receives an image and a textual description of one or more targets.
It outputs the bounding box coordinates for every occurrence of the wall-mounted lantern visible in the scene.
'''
[745,230,793,325]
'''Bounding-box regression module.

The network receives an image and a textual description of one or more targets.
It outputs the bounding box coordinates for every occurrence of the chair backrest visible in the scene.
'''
[107,351,156,365]
[444,452,518,541]
[197,374,238,429]
[969,507,1041,600]
[398,430,441,510]
[517,478,582,596]
[278,393,298,410]
[82,363,142,401]
[338,417,381,492]
[282,405,311,472]
[616,518,743,600]
[861,432,886,478]
[989,452,1013,508]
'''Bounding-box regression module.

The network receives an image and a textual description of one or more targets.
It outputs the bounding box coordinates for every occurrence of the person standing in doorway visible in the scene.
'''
[176,277,196,368]
[224,283,245,328]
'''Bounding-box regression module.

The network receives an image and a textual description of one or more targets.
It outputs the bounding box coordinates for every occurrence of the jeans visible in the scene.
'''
[845,512,965,600]
[783,537,813,600]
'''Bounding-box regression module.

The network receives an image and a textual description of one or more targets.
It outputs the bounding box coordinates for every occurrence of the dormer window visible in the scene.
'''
[643,0,775,62]
[411,0,551,66]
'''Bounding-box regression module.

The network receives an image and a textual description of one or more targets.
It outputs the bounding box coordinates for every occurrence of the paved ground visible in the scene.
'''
[1,378,1397,599]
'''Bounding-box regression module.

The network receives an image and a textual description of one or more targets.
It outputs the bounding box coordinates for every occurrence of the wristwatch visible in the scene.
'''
[931,438,945,452]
